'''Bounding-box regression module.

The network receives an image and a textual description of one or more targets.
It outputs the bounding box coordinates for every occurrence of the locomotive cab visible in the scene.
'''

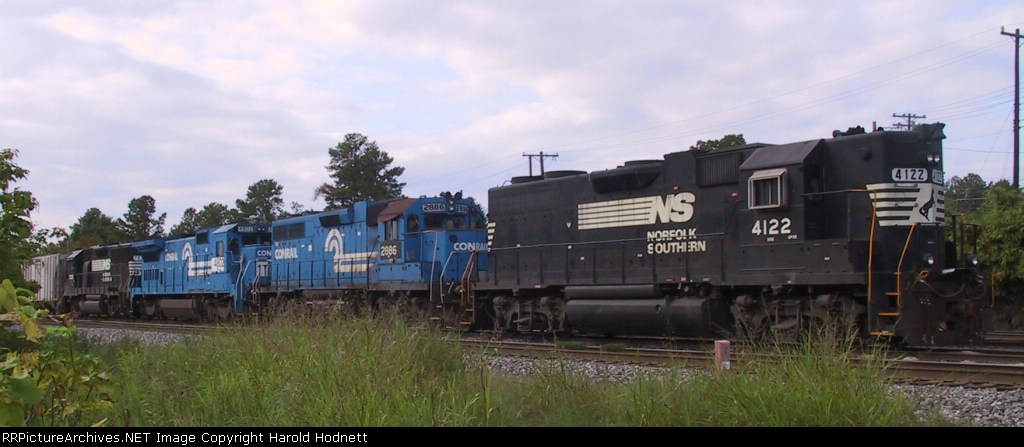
[860,124,990,345]
[736,139,823,278]
[373,192,489,315]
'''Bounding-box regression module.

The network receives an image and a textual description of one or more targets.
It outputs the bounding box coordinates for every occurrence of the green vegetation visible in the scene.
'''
[489,335,927,426]
[66,315,949,427]
[0,280,114,426]
[943,176,1024,325]
[108,315,484,426]
[233,178,287,224]
[0,149,39,287]
[688,134,747,152]
[117,195,166,241]
[314,133,406,210]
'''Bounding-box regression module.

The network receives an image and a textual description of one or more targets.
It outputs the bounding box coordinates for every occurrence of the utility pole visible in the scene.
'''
[522,151,559,176]
[891,113,926,131]
[1002,27,1022,189]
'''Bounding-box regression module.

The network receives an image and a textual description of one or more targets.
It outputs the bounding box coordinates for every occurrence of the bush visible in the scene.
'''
[0,279,113,426]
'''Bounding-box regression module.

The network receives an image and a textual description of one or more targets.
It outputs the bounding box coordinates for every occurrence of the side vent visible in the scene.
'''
[697,152,742,187]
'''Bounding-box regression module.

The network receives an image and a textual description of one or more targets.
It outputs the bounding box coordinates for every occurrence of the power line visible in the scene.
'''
[520,151,561,175]
[1001,27,1022,189]
[892,113,927,130]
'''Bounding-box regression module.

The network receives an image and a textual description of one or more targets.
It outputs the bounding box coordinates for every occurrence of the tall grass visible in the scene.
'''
[89,316,951,427]
[617,336,926,426]
[480,334,932,426]
[107,314,492,426]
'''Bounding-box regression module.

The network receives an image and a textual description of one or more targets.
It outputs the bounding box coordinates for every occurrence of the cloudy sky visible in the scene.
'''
[3,1,1023,232]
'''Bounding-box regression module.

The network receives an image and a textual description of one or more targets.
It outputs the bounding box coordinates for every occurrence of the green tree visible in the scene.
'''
[314,134,406,210]
[67,208,124,250]
[169,207,200,237]
[235,179,285,223]
[974,181,1024,299]
[30,227,68,256]
[169,202,233,236]
[689,134,747,152]
[196,202,233,229]
[945,173,988,216]
[117,195,166,241]
[0,149,38,287]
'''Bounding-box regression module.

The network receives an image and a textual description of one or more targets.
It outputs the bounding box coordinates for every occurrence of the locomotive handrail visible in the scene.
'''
[439,250,457,306]
[486,232,729,252]
[429,234,439,306]
[234,255,248,309]
[893,223,920,308]
[801,188,873,197]
[864,188,877,305]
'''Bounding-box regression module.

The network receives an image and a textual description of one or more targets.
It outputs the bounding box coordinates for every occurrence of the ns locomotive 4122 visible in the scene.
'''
[469,123,990,346]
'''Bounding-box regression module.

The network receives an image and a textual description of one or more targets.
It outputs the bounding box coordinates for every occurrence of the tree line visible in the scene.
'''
[26,133,405,256]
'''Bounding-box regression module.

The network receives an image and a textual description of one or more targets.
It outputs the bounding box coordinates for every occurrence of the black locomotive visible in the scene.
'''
[472,123,990,346]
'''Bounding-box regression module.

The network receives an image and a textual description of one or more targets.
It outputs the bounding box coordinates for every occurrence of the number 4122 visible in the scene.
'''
[751,218,791,236]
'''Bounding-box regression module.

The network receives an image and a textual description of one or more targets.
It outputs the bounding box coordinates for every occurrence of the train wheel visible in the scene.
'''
[57,297,72,314]
[142,300,159,319]
[213,301,233,322]
[736,314,773,343]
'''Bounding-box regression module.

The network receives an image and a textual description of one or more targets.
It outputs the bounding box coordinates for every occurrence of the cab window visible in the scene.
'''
[748,168,786,209]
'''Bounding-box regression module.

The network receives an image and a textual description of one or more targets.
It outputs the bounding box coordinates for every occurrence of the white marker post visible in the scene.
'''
[714,340,731,371]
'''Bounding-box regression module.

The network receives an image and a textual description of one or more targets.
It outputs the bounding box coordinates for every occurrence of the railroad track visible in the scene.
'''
[983,330,1024,346]
[461,338,1024,387]
[56,317,221,335]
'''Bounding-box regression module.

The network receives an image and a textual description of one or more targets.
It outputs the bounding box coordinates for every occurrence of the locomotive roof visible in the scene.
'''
[377,198,418,222]
[739,139,822,171]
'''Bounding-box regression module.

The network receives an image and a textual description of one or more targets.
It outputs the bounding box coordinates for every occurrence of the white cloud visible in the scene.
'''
[2,0,1022,231]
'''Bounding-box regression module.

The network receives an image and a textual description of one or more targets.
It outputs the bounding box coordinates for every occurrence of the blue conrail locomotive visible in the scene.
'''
[259,192,488,315]
[131,223,272,320]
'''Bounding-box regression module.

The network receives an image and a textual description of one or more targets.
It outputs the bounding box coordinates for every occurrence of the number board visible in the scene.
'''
[891,168,928,182]
[380,241,401,259]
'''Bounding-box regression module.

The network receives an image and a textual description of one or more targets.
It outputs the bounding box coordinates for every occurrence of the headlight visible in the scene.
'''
[968,254,980,267]
[923,254,935,266]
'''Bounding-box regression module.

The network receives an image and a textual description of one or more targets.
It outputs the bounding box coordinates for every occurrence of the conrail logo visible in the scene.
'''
[325,228,375,273]
[453,241,487,252]
[577,193,695,230]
